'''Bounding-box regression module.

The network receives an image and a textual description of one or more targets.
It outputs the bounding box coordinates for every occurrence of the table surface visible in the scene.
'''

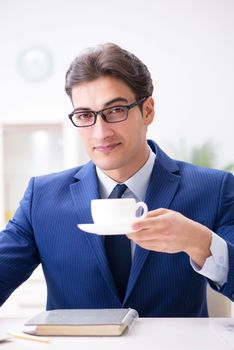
[0,317,234,350]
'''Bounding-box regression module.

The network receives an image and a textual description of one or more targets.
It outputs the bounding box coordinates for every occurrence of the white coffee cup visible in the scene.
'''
[91,198,148,224]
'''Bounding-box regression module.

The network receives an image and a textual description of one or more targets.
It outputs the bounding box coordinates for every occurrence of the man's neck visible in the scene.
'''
[102,148,150,183]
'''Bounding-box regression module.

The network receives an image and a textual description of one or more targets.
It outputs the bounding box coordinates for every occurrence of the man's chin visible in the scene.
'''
[95,163,118,171]
[92,158,121,171]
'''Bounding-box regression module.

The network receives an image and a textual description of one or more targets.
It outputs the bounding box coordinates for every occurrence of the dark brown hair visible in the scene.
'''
[65,43,153,100]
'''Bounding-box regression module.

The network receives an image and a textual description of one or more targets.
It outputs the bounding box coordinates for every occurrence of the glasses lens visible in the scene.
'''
[72,111,95,127]
[103,106,128,123]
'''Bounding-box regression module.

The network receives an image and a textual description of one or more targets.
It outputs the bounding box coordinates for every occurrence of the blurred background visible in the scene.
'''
[0,0,233,316]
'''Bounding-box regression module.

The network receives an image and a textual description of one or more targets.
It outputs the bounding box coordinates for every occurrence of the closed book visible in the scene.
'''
[24,308,138,336]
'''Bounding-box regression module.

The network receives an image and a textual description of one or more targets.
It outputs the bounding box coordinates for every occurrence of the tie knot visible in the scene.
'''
[111,184,127,198]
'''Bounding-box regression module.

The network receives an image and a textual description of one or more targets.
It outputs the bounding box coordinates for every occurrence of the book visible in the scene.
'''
[24,308,138,336]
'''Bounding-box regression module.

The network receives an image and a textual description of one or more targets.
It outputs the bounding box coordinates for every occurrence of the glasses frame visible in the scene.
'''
[68,96,147,128]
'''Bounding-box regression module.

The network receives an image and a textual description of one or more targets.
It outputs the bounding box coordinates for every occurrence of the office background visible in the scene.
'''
[0,0,233,316]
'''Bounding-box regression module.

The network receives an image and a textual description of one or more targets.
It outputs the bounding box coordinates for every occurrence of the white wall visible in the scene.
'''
[0,0,234,168]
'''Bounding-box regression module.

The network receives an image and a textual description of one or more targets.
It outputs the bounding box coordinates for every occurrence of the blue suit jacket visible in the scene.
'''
[1,140,234,317]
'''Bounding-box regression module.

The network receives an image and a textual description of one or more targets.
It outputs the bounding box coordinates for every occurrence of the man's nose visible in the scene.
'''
[92,114,114,139]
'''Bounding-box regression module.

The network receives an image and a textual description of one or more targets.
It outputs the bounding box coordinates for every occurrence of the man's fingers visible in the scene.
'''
[131,208,170,230]
[146,208,170,218]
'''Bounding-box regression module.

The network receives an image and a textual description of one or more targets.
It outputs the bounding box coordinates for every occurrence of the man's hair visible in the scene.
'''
[65,43,154,100]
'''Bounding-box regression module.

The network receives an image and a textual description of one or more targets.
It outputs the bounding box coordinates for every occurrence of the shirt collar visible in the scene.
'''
[96,147,156,201]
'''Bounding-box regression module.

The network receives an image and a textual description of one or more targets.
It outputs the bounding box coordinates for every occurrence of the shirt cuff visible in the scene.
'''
[190,232,229,287]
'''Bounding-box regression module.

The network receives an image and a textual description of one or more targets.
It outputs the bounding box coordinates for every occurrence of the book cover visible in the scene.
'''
[24,308,138,336]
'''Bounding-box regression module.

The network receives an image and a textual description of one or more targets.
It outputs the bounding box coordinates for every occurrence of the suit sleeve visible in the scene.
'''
[209,172,234,301]
[0,178,39,306]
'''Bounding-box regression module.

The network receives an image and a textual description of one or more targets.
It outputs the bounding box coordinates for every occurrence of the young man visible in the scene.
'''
[0,43,234,316]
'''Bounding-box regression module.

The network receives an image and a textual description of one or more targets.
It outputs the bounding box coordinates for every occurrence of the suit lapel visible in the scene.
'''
[69,143,182,304]
[124,143,181,303]
[70,162,120,302]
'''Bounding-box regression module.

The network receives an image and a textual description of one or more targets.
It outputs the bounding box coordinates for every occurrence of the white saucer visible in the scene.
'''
[78,223,135,235]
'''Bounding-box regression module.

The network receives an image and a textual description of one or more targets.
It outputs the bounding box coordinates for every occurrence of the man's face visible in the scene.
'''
[71,76,154,182]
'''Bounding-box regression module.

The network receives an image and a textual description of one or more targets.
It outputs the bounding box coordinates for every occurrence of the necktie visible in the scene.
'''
[105,184,131,302]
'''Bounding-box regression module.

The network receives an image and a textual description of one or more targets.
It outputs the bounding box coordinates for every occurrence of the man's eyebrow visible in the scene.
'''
[73,97,129,111]
[103,97,129,107]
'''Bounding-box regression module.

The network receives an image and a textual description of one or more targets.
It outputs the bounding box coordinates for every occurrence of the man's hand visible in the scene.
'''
[128,208,212,268]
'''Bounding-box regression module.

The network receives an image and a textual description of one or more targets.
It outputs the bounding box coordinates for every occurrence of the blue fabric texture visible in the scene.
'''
[0,140,234,317]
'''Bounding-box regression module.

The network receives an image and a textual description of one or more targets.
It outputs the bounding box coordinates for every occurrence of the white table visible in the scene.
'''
[0,317,234,349]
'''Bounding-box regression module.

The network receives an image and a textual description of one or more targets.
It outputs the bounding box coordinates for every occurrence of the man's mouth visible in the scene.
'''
[94,143,121,153]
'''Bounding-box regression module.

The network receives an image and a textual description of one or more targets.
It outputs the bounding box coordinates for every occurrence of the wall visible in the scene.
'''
[0,0,234,167]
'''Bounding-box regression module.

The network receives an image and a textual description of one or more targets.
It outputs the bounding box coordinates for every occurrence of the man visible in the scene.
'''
[0,43,234,317]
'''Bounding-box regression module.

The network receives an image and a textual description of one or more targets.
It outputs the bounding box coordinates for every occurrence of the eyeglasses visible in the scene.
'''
[68,97,147,127]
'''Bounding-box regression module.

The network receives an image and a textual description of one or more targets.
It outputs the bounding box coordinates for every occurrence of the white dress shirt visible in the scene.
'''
[96,147,228,287]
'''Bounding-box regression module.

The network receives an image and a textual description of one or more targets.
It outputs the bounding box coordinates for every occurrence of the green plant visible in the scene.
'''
[169,140,234,172]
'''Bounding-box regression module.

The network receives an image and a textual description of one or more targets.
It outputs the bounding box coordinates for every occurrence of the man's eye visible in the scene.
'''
[75,112,93,120]
[105,107,126,118]
[110,107,125,114]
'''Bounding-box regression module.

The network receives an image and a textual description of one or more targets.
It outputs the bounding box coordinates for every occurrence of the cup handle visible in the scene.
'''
[135,201,148,218]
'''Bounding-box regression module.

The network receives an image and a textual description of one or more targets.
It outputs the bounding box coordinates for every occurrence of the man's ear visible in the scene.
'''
[143,96,155,126]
